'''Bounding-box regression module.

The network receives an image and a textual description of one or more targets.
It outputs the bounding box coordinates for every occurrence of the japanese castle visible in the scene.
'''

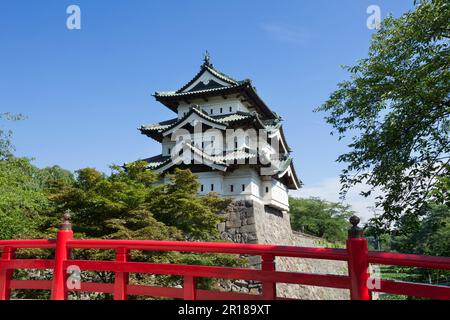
[139,53,300,212]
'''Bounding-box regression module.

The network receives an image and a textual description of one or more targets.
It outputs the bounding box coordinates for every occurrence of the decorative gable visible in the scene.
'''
[182,70,230,92]
[162,108,227,137]
[175,52,240,93]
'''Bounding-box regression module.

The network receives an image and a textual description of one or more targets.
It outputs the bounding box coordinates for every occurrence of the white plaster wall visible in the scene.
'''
[195,171,224,195]
[161,137,176,156]
[195,167,263,201]
[223,167,261,198]
[177,97,250,119]
[262,178,289,211]
[194,167,289,211]
[270,179,289,210]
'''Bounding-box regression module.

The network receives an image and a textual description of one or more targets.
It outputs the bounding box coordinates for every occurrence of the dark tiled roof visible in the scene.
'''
[154,81,249,98]
[140,108,255,134]
[174,62,242,94]
[139,154,171,169]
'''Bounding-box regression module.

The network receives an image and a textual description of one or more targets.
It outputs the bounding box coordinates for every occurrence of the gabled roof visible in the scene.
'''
[175,57,242,93]
[140,106,262,142]
[141,142,258,174]
[153,56,277,119]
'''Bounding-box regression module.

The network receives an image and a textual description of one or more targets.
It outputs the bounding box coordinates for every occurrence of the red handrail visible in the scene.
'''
[66,239,349,260]
[0,215,449,301]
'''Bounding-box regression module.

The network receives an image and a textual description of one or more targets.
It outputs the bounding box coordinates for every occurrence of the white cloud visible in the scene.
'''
[290,177,382,222]
[260,23,311,45]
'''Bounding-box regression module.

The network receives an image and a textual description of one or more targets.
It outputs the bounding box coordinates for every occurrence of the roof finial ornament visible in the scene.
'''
[203,50,212,67]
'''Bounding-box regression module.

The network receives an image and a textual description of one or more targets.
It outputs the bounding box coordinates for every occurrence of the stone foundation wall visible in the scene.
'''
[217,200,349,300]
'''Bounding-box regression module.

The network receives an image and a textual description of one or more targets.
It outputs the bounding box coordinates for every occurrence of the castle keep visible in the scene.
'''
[139,53,300,213]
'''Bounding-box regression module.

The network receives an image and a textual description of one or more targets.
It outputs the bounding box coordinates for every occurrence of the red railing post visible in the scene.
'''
[0,246,16,300]
[346,216,371,300]
[183,276,197,300]
[261,254,276,300]
[51,211,73,300]
[114,248,129,300]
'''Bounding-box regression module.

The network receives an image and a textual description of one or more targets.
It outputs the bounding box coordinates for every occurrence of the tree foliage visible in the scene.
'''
[0,112,24,160]
[0,157,49,239]
[47,163,230,242]
[316,0,450,228]
[289,197,354,242]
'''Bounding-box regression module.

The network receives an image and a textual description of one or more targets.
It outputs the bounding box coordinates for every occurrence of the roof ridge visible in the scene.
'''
[204,65,241,85]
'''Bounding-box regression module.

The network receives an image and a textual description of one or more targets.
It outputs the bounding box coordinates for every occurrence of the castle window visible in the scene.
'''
[234,137,238,150]
[210,109,213,115]
[211,184,214,191]
[230,185,234,192]
[220,108,223,113]
[201,185,204,192]
[242,184,245,192]
[168,148,171,155]
[265,186,269,193]
[229,106,232,112]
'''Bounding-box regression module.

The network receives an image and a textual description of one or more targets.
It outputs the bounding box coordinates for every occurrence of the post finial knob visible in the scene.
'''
[60,209,72,231]
[348,215,363,239]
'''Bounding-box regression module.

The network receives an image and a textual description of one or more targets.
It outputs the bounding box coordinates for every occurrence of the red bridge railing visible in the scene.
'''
[0,214,449,300]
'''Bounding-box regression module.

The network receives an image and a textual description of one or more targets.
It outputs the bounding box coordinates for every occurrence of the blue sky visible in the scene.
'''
[0,1,415,219]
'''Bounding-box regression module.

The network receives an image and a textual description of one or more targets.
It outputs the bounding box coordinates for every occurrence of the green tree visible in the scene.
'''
[366,176,450,296]
[289,197,354,242]
[0,157,49,239]
[391,204,449,257]
[48,163,230,241]
[0,112,24,159]
[316,0,450,228]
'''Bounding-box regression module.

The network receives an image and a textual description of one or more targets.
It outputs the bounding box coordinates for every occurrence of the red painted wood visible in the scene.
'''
[128,284,184,299]
[67,239,348,261]
[65,260,351,289]
[261,254,276,300]
[347,238,371,300]
[0,247,16,300]
[0,240,55,249]
[1,237,449,300]
[368,252,450,270]
[77,282,114,294]
[183,275,197,300]
[0,259,54,269]
[196,290,262,300]
[113,248,129,300]
[372,280,450,300]
[51,229,73,300]
[10,280,52,290]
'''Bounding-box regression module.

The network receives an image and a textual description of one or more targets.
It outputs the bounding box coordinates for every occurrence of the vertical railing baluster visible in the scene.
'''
[0,246,16,300]
[183,275,197,300]
[347,216,371,300]
[114,247,129,300]
[261,254,276,300]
